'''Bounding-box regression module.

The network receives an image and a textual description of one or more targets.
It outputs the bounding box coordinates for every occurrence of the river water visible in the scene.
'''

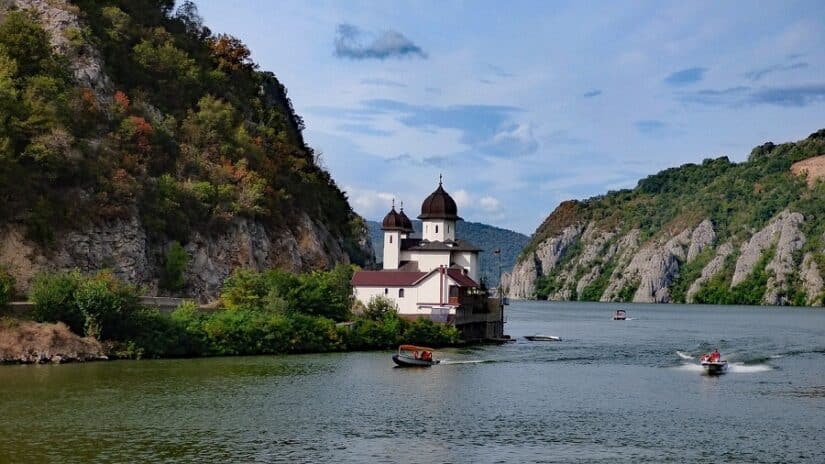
[1,301,824,463]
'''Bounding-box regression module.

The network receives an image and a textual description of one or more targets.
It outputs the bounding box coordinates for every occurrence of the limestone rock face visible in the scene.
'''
[503,255,539,299]
[800,253,824,306]
[534,224,584,274]
[732,210,800,287]
[763,212,806,305]
[505,223,583,299]
[11,0,112,99]
[686,242,734,303]
[687,219,716,263]
[1,211,368,301]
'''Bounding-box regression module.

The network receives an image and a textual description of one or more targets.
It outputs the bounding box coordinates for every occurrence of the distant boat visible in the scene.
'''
[392,345,440,367]
[613,309,627,320]
[700,352,727,375]
[525,335,562,341]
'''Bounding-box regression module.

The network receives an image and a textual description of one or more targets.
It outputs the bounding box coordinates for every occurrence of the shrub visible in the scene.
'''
[364,295,397,321]
[404,318,460,347]
[161,241,188,291]
[0,266,14,308]
[74,270,141,339]
[31,270,84,333]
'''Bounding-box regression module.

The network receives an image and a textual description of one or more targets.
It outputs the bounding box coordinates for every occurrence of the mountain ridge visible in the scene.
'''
[504,129,825,306]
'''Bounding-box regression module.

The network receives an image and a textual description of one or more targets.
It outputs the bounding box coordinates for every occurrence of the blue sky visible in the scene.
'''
[196,0,825,234]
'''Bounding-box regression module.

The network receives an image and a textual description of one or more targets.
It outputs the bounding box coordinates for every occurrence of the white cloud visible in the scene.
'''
[479,196,500,211]
[344,185,396,219]
[452,189,471,209]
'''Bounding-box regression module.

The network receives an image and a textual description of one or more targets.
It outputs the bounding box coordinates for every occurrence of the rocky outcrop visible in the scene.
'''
[687,219,716,262]
[0,320,106,364]
[686,242,734,303]
[505,223,583,299]
[763,213,806,305]
[502,256,538,299]
[509,218,721,304]
[732,211,801,287]
[0,211,370,301]
[801,253,824,305]
[11,0,112,99]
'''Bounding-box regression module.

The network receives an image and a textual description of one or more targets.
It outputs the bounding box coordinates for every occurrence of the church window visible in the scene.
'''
[399,289,405,298]
[389,235,392,244]
[435,225,439,233]
[384,288,388,295]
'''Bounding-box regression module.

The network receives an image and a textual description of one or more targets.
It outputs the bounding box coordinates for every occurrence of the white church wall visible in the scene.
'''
[354,286,419,314]
[422,219,456,242]
[401,251,450,273]
[382,231,401,269]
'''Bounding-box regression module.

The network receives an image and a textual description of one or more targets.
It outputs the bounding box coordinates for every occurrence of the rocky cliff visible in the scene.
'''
[0,0,373,300]
[505,130,825,306]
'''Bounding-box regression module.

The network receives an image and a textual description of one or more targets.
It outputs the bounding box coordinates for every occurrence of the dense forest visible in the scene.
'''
[509,129,825,306]
[0,0,368,261]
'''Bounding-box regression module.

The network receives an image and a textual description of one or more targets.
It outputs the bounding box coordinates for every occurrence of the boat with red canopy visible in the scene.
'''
[392,345,440,367]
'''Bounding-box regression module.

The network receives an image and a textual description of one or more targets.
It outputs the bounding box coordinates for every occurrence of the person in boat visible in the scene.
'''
[710,349,720,362]
[413,351,420,360]
[421,351,432,362]
[700,353,709,363]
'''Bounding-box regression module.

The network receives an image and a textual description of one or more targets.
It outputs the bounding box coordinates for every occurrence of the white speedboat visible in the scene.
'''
[700,352,727,375]
[613,309,627,320]
[525,335,562,341]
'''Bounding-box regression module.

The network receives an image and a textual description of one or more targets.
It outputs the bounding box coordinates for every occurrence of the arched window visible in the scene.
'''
[399,288,405,298]
[435,225,439,233]
[384,288,388,295]
[389,235,392,244]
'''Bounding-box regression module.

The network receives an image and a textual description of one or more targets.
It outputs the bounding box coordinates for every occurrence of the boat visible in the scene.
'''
[392,345,440,367]
[613,309,627,320]
[525,335,562,341]
[700,351,728,375]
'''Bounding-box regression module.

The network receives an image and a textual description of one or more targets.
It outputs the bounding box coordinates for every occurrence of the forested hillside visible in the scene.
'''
[368,219,529,288]
[0,0,372,299]
[505,129,825,306]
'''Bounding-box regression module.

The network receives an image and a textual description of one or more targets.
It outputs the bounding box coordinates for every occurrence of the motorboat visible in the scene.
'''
[613,309,627,320]
[700,352,728,375]
[392,345,439,367]
[525,335,562,341]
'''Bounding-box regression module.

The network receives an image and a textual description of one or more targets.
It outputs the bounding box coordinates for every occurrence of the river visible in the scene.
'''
[1,301,824,463]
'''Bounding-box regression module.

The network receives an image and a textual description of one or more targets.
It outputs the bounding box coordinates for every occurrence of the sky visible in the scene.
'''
[195,0,825,234]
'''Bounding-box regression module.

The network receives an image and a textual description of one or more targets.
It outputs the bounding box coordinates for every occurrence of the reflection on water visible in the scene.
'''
[1,301,824,463]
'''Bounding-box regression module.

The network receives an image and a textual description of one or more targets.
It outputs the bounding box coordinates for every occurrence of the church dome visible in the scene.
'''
[418,180,461,220]
[398,207,414,233]
[381,206,406,231]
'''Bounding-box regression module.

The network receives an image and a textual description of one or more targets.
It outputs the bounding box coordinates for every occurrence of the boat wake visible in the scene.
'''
[439,359,489,365]
[727,363,773,373]
[676,351,694,360]
[673,351,774,373]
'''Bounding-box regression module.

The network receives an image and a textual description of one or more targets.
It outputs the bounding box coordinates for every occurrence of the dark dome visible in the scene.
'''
[419,182,461,220]
[398,208,414,233]
[381,207,406,231]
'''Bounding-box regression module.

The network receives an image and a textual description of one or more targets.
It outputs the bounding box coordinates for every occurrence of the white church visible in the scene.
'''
[351,179,484,321]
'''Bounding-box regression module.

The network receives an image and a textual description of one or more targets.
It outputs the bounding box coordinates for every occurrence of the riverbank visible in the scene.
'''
[0,319,106,364]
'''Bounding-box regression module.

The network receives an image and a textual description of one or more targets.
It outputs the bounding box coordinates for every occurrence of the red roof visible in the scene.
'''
[447,268,479,287]
[352,268,479,288]
[351,271,427,287]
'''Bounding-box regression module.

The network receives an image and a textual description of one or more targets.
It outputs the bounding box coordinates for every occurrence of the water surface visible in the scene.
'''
[1,302,824,463]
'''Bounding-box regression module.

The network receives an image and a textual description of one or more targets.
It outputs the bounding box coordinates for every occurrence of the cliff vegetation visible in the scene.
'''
[505,129,825,306]
[0,0,372,299]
